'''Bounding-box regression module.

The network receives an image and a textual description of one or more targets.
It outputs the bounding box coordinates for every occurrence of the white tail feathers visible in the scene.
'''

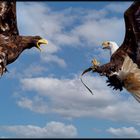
[121,56,138,73]
[120,56,140,102]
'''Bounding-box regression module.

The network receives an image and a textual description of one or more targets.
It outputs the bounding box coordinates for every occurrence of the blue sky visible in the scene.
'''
[1,1,140,138]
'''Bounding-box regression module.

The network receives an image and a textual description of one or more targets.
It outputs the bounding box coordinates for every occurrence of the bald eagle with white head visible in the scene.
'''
[102,41,119,55]
[81,1,140,102]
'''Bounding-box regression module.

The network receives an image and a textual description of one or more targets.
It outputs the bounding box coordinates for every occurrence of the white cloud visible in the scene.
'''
[16,2,131,67]
[41,54,66,68]
[15,74,140,124]
[6,64,47,79]
[14,1,138,124]
[105,2,132,13]
[0,121,77,138]
[22,64,47,78]
[17,96,49,114]
[72,17,124,47]
[107,127,140,138]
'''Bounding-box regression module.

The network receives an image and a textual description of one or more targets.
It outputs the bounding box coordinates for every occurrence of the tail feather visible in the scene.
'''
[120,56,140,102]
[122,56,138,73]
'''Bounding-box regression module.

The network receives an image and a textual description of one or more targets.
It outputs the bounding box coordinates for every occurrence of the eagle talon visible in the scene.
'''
[91,58,100,71]
[92,58,100,66]
[0,52,7,76]
[0,64,7,76]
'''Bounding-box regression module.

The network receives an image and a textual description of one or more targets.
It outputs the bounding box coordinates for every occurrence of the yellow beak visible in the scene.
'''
[102,42,109,49]
[36,39,48,51]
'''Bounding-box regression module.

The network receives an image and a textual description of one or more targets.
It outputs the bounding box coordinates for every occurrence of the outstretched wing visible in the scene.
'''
[124,1,140,42]
[98,1,140,90]
[0,0,19,36]
[112,1,140,64]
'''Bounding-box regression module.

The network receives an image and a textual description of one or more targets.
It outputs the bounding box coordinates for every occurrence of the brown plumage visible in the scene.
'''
[0,1,48,75]
[81,1,140,102]
[96,1,140,75]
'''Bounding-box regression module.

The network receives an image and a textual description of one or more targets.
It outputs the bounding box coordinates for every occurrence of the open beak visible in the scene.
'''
[102,42,109,49]
[102,46,109,49]
[36,39,48,51]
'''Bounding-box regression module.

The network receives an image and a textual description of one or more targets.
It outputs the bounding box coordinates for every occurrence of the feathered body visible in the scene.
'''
[0,35,44,64]
[117,56,140,102]
[0,1,48,75]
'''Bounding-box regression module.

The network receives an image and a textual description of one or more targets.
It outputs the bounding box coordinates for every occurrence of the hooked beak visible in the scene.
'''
[102,42,109,49]
[36,39,48,51]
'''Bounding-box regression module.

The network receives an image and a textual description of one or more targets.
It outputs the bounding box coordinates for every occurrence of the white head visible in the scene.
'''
[102,41,119,56]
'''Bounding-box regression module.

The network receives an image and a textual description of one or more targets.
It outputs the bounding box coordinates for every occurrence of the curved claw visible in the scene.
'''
[92,58,100,66]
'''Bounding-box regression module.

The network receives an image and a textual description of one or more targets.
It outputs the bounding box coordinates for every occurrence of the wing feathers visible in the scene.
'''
[120,56,140,102]
[122,56,138,73]
[0,1,19,35]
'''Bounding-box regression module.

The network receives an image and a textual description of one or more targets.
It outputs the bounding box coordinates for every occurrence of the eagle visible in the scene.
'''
[0,0,48,75]
[81,1,140,102]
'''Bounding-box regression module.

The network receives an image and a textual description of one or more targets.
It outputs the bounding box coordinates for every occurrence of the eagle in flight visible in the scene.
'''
[0,0,48,75]
[81,1,140,102]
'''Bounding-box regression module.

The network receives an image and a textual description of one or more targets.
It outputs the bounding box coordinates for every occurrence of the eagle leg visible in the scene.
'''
[0,52,8,76]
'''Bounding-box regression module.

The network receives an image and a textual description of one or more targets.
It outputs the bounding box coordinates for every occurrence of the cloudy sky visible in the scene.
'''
[1,1,140,138]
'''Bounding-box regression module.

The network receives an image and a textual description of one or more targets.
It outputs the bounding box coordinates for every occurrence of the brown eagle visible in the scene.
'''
[0,0,48,75]
[81,1,140,102]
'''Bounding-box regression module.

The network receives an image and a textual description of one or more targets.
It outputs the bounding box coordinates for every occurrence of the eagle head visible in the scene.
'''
[102,41,111,49]
[33,36,48,51]
[102,41,119,55]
